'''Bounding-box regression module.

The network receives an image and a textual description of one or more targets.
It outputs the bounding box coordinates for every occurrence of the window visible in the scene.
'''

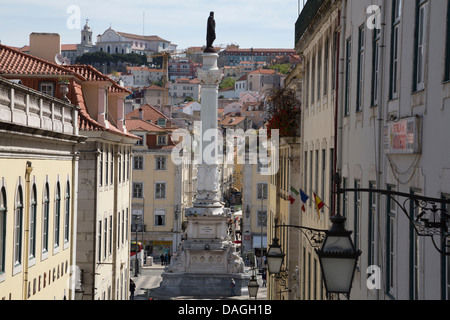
[257,183,268,200]
[371,28,381,106]
[30,184,37,259]
[257,210,267,228]
[155,182,166,199]
[154,209,165,226]
[39,82,54,97]
[157,135,167,146]
[14,185,23,266]
[0,187,6,273]
[414,0,428,92]
[133,156,144,170]
[441,194,450,300]
[110,148,114,185]
[345,37,352,116]
[386,185,396,296]
[103,218,107,259]
[156,156,166,170]
[54,182,61,248]
[445,0,450,82]
[157,118,167,127]
[353,180,361,251]
[390,0,402,99]
[64,182,70,243]
[136,135,144,146]
[321,149,326,209]
[109,215,113,255]
[324,37,329,96]
[42,183,49,253]
[105,147,109,186]
[133,183,143,198]
[342,178,348,221]
[368,182,376,267]
[410,189,421,300]
[317,46,321,101]
[98,220,102,262]
[99,147,103,186]
[357,25,365,112]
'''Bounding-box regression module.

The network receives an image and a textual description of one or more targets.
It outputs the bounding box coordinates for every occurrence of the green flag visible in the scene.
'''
[290,185,299,196]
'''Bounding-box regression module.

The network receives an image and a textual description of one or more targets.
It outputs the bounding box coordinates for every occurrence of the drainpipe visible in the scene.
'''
[23,161,33,300]
[336,0,347,208]
[376,2,387,300]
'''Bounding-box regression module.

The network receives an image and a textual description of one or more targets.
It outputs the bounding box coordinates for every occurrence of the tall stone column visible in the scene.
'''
[187,52,224,216]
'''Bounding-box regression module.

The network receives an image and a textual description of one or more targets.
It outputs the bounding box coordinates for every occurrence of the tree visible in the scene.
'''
[265,88,301,138]
[219,77,236,90]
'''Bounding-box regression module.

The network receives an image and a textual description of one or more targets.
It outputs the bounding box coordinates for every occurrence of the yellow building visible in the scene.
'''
[0,42,139,300]
[0,75,85,300]
[127,104,192,259]
[242,155,269,266]
[267,137,301,300]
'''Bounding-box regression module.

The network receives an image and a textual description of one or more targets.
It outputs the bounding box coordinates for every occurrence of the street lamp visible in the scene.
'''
[316,213,361,299]
[247,267,260,299]
[266,236,285,275]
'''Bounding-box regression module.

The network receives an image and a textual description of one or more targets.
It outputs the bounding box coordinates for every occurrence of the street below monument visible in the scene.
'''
[132,263,267,300]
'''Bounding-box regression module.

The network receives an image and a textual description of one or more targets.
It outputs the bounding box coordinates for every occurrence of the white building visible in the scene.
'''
[295,0,450,301]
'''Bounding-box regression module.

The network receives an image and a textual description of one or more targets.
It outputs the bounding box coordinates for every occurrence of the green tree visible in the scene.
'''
[219,77,236,90]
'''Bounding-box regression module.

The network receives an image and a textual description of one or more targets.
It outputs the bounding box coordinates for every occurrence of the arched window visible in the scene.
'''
[64,182,70,243]
[42,183,49,253]
[14,185,23,266]
[54,182,61,248]
[29,184,37,259]
[0,187,6,273]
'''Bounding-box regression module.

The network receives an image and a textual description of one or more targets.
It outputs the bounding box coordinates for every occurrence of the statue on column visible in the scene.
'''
[205,11,216,53]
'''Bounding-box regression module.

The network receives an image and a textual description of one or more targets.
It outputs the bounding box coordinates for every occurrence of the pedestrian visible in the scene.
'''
[130,279,136,300]
[168,252,171,265]
[160,253,164,266]
[230,278,236,296]
[164,253,168,266]
[262,271,267,287]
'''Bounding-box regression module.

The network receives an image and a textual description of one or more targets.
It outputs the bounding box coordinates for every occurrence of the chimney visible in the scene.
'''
[29,33,61,63]
[138,108,143,120]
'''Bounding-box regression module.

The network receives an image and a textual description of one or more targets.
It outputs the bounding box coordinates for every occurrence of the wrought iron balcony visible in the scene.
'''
[295,0,326,45]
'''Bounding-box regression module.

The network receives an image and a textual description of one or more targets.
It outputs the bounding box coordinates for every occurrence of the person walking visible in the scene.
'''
[262,271,267,287]
[130,279,136,300]
[230,278,236,296]
[160,253,165,266]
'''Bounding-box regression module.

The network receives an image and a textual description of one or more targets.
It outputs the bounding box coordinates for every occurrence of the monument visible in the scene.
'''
[148,12,250,299]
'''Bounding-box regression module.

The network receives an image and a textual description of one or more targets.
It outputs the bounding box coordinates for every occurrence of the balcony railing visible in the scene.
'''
[295,0,326,45]
[0,77,79,136]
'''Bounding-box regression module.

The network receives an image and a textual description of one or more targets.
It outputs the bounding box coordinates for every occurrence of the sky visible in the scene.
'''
[0,0,299,50]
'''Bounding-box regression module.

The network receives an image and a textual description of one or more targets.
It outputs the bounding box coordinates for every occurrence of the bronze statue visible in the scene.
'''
[205,11,216,53]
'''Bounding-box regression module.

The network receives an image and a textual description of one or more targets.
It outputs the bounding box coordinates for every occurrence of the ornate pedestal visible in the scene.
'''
[148,52,249,300]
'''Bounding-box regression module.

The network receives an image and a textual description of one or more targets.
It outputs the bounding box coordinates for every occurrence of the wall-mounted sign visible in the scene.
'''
[384,116,421,155]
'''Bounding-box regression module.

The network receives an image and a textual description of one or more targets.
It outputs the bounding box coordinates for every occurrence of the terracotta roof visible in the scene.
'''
[248,69,277,75]
[0,44,83,79]
[73,82,139,139]
[66,65,132,94]
[125,119,167,132]
[126,104,171,122]
[117,32,169,43]
[144,84,166,91]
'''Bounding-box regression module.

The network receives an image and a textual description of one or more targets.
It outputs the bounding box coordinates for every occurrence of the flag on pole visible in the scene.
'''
[314,193,324,219]
[288,195,296,205]
[290,186,300,196]
[300,189,309,212]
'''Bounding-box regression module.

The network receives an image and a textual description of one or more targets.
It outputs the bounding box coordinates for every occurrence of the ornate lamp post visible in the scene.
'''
[247,267,260,299]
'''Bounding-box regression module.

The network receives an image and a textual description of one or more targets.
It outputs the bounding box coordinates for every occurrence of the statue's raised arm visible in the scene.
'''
[205,11,216,53]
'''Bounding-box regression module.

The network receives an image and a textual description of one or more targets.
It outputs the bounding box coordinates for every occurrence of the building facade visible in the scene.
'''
[0,76,84,300]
